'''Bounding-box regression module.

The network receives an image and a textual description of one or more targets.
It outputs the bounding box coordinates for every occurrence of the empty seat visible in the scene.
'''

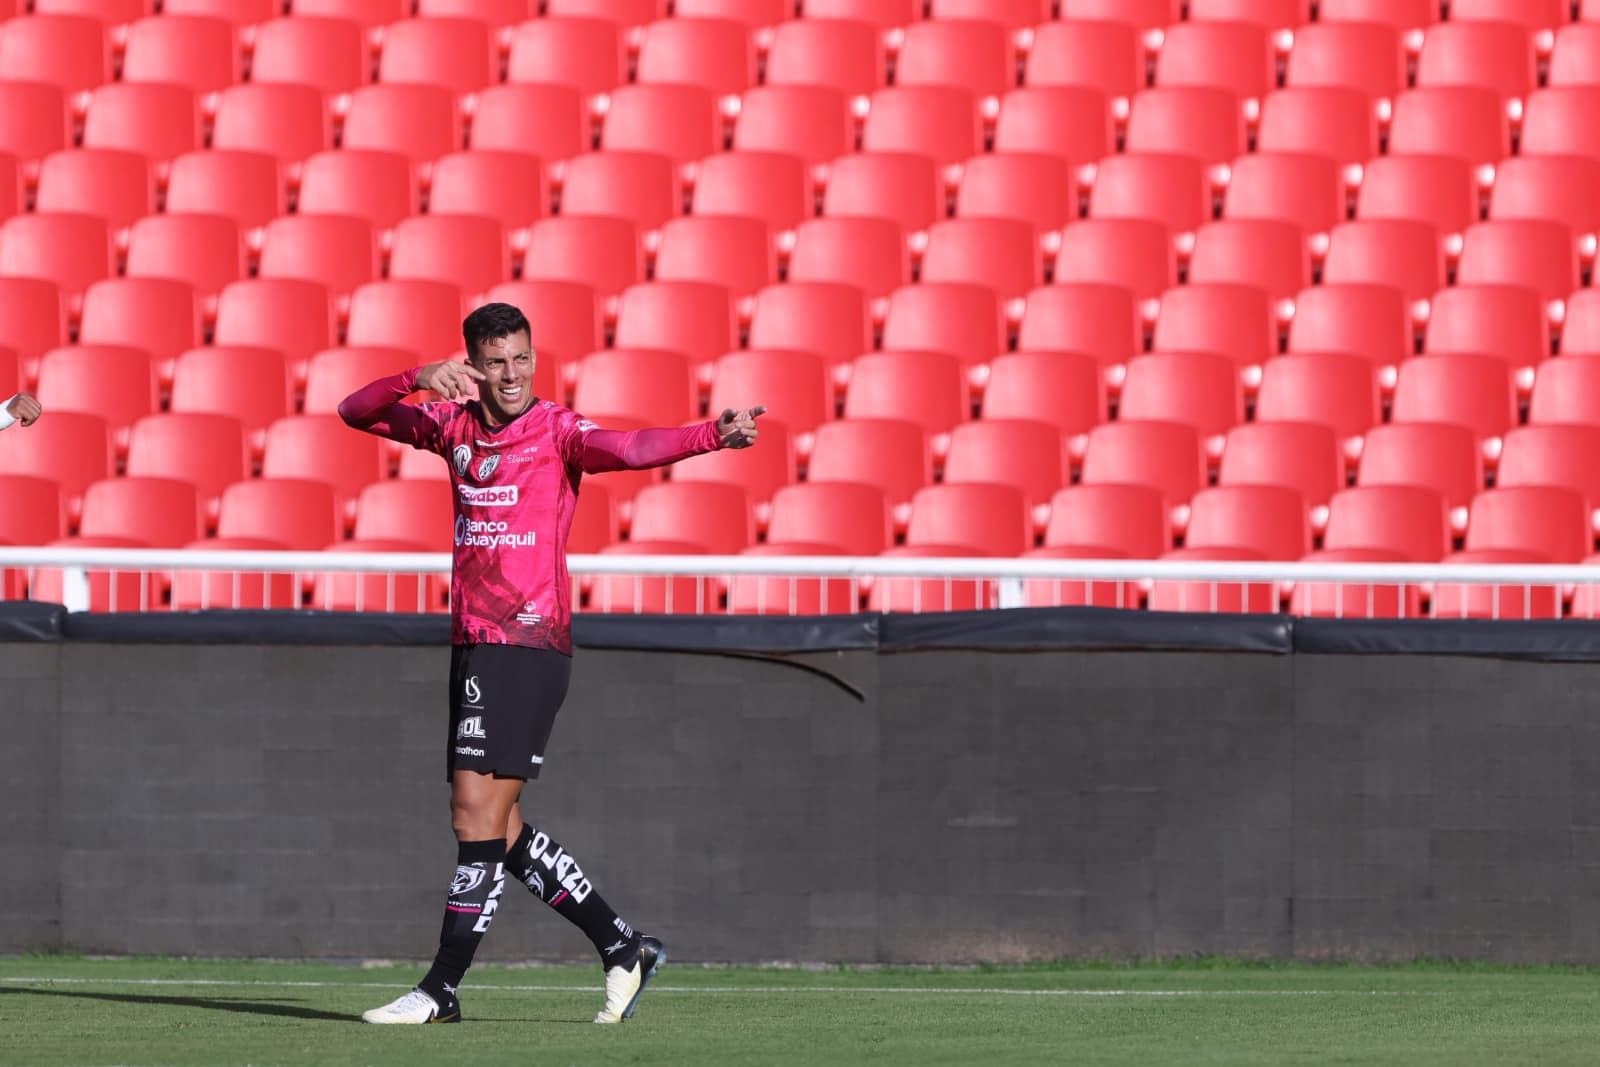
[1255,353,1381,444]
[1015,284,1140,370]
[1285,21,1405,103]
[1521,88,1600,163]
[1255,86,1378,169]
[800,0,916,23]
[991,87,1115,170]
[545,0,664,29]
[0,14,109,95]
[600,84,721,166]
[303,347,420,415]
[217,478,340,550]
[0,214,113,306]
[882,283,1004,372]
[905,483,1031,557]
[388,215,510,296]
[507,17,625,98]
[567,479,617,551]
[1321,220,1445,306]
[262,414,388,520]
[353,479,454,552]
[709,349,831,439]
[290,0,408,31]
[1043,484,1170,557]
[78,277,200,373]
[1290,547,1421,620]
[763,18,884,97]
[0,84,71,174]
[250,14,368,96]
[895,18,1013,100]
[1464,486,1591,563]
[629,482,753,555]
[1185,221,1311,303]
[1223,153,1345,235]
[1286,284,1411,370]
[520,216,642,299]
[559,151,681,232]
[1317,0,1438,30]
[767,482,892,555]
[1024,20,1143,100]
[671,420,794,511]
[1125,87,1246,171]
[1388,87,1509,169]
[340,84,460,167]
[1189,0,1309,26]
[843,351,967,440]
[1425,285,1547,373]
[614,281,736,367]
[485,279,602,371]
[1118,352,1244,442]
[868,544,997,612]
[309,540,441,614]
[36,344,156,445]
[1220,422,1343,510]
[587,541,716,616]
[296,150,417,233]
[124,412,248,517]
[746,282,872,377]
[653,216,773,301]
[1358,422,1483,521]
[1185,485,1310,561]
[1079,421,1206,514]
[378,17,496,96]
[807,418,931,511]
[122,14,238,94]
[1151,284,1276,371]
[125,214,244,303]
[78,476,202,547]
[919,218,1041,304]
[416,0,536,28]
[164,150,284,230]
[573,348,696,426]
[1430,546,1563,620]
[35,149,154,233]
[1357,154,1479,245]
[1323,485,1450,562]
[1490,156,1600,238]
[163,0,276,25]
[636,16,753,96]
[861,86,982,167]
[956,152,1080,233]
[1391,353,1517,444]
[1549,23,1600,87]
[0,474,66,552]
[0,410,112,519]
[732,86,854,168]
[1456,220,1580,306]
[1415,22,1536,102]
[210,83,331,168]
[1498,425,1600,529]
[258,215,380,301]
[943,419,1066,514]
[1088,154,1210,236]
[930,0,1049,28]
[1053,220,1176,304]
[347,280,465,365]
[1531,355,1600,425]
[821,153,943,235]
[212,279,336,383]
[81,83,201,165]
[469,84,588,166]
[692,151,813,233]
[169,345,293,446]
[0,279,66,384]
[1156,21,1275,103]
[1563,292,1600,356]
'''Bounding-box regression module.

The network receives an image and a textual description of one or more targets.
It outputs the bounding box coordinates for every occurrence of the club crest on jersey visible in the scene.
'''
[476,454,501,481]
[452,444,471,478]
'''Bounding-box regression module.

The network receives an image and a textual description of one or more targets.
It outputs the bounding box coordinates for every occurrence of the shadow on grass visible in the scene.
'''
[1,985,354,1022]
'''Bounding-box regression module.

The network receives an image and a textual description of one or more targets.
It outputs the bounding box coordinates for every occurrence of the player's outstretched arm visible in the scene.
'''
[579,405,766,473]
[338,361,481,448]
[0,392,41,431]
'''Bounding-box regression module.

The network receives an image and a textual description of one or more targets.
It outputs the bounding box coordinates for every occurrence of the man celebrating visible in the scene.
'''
[0,392,41,432]
[339,303,762,1025]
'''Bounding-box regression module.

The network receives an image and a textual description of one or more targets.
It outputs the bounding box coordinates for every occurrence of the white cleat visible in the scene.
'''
[594,935,664,1024]
[362,987,460,1025]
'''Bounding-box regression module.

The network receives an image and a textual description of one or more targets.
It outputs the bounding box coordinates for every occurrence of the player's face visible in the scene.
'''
[472,331,536,426]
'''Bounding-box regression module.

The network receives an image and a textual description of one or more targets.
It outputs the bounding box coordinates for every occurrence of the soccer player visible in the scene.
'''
[338,303,763,1026]
[0,392,41,432]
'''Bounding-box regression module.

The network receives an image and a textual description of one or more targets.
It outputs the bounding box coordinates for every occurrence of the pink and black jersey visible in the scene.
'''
[339,368,722,653]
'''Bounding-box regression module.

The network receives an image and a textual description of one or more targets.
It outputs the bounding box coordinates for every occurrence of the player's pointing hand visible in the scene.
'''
[6,392,41,427]
[415,359,487,401]
[716,406,765,449]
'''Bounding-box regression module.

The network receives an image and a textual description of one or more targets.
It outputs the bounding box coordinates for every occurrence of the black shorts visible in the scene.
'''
[447,643,572,781]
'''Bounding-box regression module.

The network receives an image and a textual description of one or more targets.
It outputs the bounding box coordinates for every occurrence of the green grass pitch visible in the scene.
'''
[6,955,1600,1065]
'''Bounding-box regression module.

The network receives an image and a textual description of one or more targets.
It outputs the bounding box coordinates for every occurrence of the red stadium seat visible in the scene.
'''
[1425,285,1547,374]
[124,214,243,304]
[507,17,624,98]
[297,150,417,233]
[1184,485,1310,561]
[653,216,774,301]
[78,278,200,375]
[1286,284,1411,371]
[163,0,276,26]
[747,282,872,377]
[1387,87,1509,169]
[882,283,1004,372]
[32,0,149,24]
[545,0,664,29]
[670,421,794,513]
[0,214,112,308]
[802,0,918,27]
[1464,486,1591,563]
[807,418,932,511]
[1291,547,1421,620]
[311,545,439,617]
[709,349,831,439]
[0,346,15,398]
[630,482,753,555]
[378,17,496,96]
[930,0,1048,28]
[1043,484,1170,557]
[868,544,996,612]
[843,351,967,440]
[415,0,536,29]
[636,17,754,96]
[1015,285,1140,370]
[1223,153,1345,235]
[1358,422,1483,525]
[1020,545,1141,608]
[731,86,855,168]
[1255,352,1381,445]
[573,348,696,427]
[1079,421,1206,515]
[1189,0,1308,27]
[600,84,721,166]
[1185,221,1310,304]
[171,537,299,611]
[905,483,1031,557]
[0,84,71,177]
[1126,87,1246,171]
[250,15,368,96]
[1499,426,1600,531]
[1391,353,1517,445]
[121,15,238,94]
[1088,154,1210,236]
[1118,352,1244,443]
[821,154,943,235]
[1156,21,1275,103]
[1430,547,1562,620]
[1531,355,1600,423]
[353,479,454,552]
[559,151,681,233]
[614,281,736,368]
[340,85,460,167]
[1220,422,1343,511]
[991,87,1114,172]
[1285,21,1405,103]
[1415,22,1536,102]
[1024,20,1143,100]
[217,478,340,551]
[389,215,510,296]
[485,279,601,372]
[520,216,642,300]
[469,84,588,167]
[36,344,156,447]
[1356,154,1479,242]
[303,347,421,415]
[956,152,1080,233]
[0,279,66,384]
[78,476,202,547]
[1053,220,1176,305]
[28,535,157,611]
[676,0,790,25]
[1323,485,1450,562]
[568,479,617,552]
[347,280,465,365]
[290,0,407,32]
[1319,0,1437,30]
[0,156,20,225]
[895,18,1013,100]
[587,542,718,616]
[0,14,109,95]
[0,475,66,552]
[81,84,201,165]
[1490,157,1600,238]
[212,279,335,384]
[169,345,292,449]
[0,411,112,520]
[1521,88,1600,164]
[1563,292,1600,355]
[34,149,154,233]
[861,86,983,168]
[1321,220,1445,306]
[692,151,814,232]
[165,150,284,231]
[943,419,1066,515]
[1549,24,1600,87]
[262,414,388,522]
[763,19,884,97]
[1151,284,1275,372]
[767,482,892,555]
[1255,87,1378,170]
[258,215,380,301]
[1456,221,1581,306]
[919,218,1041,304]
[210,84,332,171]
[124,412,247,520]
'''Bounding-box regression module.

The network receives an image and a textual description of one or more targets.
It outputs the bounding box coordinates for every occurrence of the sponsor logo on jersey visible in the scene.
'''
[476,454,501,481]
[457,714,486,739]
[457,484,519,507]
[452,445,471,478]
[450,865,486,896]
[576,418,599,434]
[507,445,541,464]
[454,515,537,548]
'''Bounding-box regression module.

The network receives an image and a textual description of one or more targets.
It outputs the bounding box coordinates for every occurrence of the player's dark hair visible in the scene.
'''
[462,302,531,360]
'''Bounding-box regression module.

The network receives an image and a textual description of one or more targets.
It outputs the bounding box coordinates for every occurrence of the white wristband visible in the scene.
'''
[0,395,15,431]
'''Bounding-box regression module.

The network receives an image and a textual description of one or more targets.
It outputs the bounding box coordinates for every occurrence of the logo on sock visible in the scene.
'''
[613,917,633,939]
[525,870,546,899]
[604,939,629,956]
[450,864,486,896]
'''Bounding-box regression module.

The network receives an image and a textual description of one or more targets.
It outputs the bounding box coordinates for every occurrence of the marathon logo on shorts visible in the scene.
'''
[457,483,519,507]
[454,745,486,757]
[455,515,538,549]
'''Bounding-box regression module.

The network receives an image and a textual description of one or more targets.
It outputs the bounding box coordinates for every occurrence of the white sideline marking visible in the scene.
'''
[0,976,1425,997]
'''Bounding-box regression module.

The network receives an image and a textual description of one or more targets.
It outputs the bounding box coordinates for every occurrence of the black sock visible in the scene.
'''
[505,823,641,966]
[418,838,505,1005]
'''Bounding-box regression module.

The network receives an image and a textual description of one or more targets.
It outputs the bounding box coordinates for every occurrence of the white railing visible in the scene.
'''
[3,547,1600,618]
